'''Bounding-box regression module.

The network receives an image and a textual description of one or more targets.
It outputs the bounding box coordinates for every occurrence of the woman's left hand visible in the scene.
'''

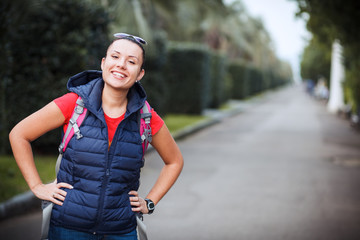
[129,190,148,214]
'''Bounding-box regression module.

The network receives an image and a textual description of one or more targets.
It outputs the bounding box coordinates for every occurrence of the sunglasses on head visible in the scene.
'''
[113,33,147,45]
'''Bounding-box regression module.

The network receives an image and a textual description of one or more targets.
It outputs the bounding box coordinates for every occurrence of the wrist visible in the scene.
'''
[145,198,155,214]
[30,182,43,191]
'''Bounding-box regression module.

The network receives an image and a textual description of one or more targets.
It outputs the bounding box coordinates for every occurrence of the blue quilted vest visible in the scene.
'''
[51,70,147,235]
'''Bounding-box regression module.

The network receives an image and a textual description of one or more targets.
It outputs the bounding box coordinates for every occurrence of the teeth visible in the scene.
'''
[113,72,125,78]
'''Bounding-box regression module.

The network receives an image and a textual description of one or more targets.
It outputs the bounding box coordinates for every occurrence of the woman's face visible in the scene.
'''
[101,39,145,91]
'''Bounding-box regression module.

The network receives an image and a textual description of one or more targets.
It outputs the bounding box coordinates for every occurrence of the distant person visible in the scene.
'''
[9,33,184,240]
[305,79,315,95]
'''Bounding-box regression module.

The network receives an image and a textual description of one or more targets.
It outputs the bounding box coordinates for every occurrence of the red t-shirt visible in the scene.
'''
[54,92,164,145]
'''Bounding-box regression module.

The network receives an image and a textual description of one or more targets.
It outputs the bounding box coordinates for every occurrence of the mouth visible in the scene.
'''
[112,71,127,79]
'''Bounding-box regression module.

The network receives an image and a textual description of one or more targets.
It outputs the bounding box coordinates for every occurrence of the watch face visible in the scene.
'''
[148,201,155,210]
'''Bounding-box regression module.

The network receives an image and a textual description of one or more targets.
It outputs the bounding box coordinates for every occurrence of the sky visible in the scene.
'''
[226,0,311,83]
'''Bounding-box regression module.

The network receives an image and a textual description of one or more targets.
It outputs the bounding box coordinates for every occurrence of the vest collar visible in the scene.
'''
[67,70,147,118]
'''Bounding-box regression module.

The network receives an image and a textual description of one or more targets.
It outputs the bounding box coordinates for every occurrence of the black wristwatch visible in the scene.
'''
[145,198,155,214]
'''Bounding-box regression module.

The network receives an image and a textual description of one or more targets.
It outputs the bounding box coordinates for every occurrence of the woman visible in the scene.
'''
[9,33,184,239]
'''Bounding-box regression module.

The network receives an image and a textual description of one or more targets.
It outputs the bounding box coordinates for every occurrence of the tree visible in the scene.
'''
[1,0,110,154]
[300,36,331,85]
[296,0,360,113]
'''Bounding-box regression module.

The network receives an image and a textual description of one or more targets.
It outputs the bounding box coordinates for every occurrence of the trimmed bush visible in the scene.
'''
[228,60,248,99]
[246,66,264,95]
[164,42,211,114]
[208,52,227,108]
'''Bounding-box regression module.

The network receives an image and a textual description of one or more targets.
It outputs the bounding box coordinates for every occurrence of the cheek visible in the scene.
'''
[102,58,115,69]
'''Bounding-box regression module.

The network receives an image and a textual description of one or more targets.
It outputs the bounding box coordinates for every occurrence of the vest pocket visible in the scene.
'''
[59,189,98,229]
[59,188,73,220]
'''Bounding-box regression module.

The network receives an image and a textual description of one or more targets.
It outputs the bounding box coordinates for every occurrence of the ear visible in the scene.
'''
[136,69,145,82]
[101,57,105,70]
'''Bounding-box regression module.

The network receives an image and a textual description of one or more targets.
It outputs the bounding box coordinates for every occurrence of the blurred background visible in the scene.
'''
[1,0,359,221]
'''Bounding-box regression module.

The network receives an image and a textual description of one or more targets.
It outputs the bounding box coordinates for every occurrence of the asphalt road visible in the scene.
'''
[1,85,360,240]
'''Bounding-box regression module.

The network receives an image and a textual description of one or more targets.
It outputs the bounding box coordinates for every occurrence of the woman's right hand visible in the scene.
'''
[32,179,73,206]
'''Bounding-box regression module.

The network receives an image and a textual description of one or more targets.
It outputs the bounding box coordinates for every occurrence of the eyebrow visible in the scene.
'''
[113,50,139,60]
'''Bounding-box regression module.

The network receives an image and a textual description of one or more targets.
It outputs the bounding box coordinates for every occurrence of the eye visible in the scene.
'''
[129,60,136,64]
[111,55,119,59]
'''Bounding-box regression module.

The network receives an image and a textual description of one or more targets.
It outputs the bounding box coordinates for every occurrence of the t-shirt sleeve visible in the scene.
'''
[150,109,164,136]
[53,92,79,124]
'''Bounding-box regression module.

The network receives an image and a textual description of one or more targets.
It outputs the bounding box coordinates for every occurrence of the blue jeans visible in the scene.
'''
[49,225,138,240]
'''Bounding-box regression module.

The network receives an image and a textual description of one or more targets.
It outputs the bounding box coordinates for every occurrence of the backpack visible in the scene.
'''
[41,96,152,240]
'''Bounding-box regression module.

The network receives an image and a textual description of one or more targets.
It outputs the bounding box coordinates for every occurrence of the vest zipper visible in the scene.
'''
[92,117,124,232]
[92,150,110,232]
[92,126,113,233]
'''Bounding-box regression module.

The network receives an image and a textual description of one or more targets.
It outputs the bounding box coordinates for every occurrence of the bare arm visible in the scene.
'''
[130,123,184,213]
[9,101,73,205]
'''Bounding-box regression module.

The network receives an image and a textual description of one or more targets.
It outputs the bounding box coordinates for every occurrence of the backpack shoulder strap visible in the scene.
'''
[139,101,152,158]
[55,96,87,174]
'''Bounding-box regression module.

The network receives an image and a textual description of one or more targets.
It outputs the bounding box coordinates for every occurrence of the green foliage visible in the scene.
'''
[164,42,211,114]
[297,0,360,48]
[0,0,33,154]
[343,51,360,113]
[228,60,248,99]
[246,66,264,96]
[300,37,331,85]
[208,52,228,108]
[1,0,110,154]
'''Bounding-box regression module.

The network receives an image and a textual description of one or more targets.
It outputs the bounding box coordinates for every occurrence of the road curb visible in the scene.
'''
[0,190,40,221]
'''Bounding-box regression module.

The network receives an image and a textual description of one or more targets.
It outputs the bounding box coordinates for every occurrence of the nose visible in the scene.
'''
[117,58,127,69]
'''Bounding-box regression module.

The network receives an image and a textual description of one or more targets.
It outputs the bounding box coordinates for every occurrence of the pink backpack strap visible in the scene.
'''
[56,97,87,173]
[140,101,152,158]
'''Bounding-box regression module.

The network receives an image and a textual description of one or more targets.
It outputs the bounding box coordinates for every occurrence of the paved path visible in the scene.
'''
[1,85,360,240]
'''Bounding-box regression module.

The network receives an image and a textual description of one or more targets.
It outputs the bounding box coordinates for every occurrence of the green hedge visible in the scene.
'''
[246,66,264,96]
[228,60,248,99]
[208,52,227,108]
[164,42,211,114]
[228,60,293,100]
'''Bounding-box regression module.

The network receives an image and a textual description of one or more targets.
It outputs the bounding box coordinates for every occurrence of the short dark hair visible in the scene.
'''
[106,37,146,70]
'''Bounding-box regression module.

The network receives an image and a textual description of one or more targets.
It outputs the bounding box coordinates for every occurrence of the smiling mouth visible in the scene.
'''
[112,71,126,78]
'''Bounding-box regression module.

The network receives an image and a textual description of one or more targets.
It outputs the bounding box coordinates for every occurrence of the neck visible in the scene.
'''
[102,84,128,118]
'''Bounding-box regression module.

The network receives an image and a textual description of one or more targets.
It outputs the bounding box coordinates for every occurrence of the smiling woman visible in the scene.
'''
[9,33,183,240]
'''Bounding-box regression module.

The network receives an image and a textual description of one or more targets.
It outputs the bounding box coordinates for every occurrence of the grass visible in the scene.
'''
[219,103,231,111]
[0,155,56,202]
[164,114,208,133]
[0,114,207,202]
